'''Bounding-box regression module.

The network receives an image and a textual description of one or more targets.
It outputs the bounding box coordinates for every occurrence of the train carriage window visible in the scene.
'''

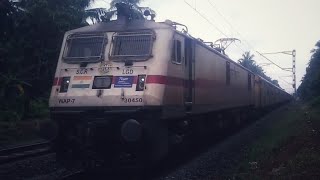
[226,61,230,85]
[248,73,252,91]
[172,40,182,64]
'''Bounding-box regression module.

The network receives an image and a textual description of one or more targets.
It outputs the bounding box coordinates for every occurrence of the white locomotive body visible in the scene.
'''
[50,16,291,167]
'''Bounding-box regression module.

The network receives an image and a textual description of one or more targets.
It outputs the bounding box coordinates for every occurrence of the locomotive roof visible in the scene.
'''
[67,19,289,95]
[68,19,171,34]
[176,31,287,93]
[181,33,286,92]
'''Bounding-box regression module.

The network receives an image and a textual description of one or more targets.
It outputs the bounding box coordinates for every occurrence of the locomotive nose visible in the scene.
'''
[121,119,142,142]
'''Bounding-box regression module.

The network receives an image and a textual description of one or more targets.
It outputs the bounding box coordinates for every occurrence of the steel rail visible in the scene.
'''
[0,141,52,165]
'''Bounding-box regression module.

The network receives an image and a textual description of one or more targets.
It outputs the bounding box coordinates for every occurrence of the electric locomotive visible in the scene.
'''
[50,5,291,168]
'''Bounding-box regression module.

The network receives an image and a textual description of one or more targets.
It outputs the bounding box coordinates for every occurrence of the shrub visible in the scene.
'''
[27,98,49,119]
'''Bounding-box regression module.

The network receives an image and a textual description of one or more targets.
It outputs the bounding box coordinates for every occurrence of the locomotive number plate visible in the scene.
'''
[122,98,143,103]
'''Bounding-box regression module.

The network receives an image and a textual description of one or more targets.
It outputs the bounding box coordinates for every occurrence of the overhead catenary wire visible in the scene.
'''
[184,0,294,93]
[94,0,293,91]
[205,0,292,73]
[184,0,229,38]
[97,0,286,73]
[183,0,247,54]
[187,0,273,60]
[206,0,239,39]
[255,51,293,72]
[262,64,293,92]
[278,76,293,85]
[206,0,256,50]
[185,1,272,72]
[211,9,294,92]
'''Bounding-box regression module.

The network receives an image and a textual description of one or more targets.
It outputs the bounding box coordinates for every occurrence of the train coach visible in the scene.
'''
[49,6,291,168]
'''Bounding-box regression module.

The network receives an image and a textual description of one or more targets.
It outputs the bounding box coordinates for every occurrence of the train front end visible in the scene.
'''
[49,20,173,167]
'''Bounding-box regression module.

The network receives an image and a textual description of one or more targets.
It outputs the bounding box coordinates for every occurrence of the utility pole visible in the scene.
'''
[292,50,296,95]
[260,50,297,95]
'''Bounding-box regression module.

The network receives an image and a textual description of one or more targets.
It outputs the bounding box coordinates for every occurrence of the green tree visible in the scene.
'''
[238,52,255,67]
[0,0,93,121]
[238,51,280,87]
[298,41,320,100]
[85,0,155,23]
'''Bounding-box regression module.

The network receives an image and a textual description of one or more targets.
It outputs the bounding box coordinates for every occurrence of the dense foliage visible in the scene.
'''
[238,52,280,87]
[85,0,155,23]
[6,0,318,124]
[0,0,157,122]
[0,0,92,121]
[297,41,320,100]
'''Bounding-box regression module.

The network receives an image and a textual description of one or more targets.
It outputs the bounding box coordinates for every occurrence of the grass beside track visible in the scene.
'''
[234,101,320,179]
[0,119,56,148]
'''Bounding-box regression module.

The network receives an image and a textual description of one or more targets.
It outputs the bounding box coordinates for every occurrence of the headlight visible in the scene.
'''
[92,76,112,89]
[136,75,146,91]
[59,77,70,93]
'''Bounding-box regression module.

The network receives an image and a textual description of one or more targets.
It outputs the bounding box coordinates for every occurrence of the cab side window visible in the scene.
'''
[172,40,182,64]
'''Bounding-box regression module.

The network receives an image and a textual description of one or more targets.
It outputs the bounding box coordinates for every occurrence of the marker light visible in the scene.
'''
[60,77,70,93]
[136,75,146,91]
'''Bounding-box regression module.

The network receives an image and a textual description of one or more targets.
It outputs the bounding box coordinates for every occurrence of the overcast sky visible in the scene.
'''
[92,0,320,94]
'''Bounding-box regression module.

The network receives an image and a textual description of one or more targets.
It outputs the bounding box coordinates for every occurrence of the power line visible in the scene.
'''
[202,0,248,53]
[189,0,293,77]
[190,1,295,93]
[206,0,238,37]
[185,0,290,74]
[184,0,229,38]
[255,51,292,72]
[184,0,247,54]
[278,76,293,85]
[93,0,292,91]
[185,0,290,81]
[205,0,287,69]
[206,0,256,51]
[204,0,264,56]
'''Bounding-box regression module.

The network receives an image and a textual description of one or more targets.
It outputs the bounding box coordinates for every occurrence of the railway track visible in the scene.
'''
[0,141,52,165]
[61,170,86,180]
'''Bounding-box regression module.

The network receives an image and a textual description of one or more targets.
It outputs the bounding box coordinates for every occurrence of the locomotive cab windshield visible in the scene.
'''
[63,33,107,63]
[109,30,155,62]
